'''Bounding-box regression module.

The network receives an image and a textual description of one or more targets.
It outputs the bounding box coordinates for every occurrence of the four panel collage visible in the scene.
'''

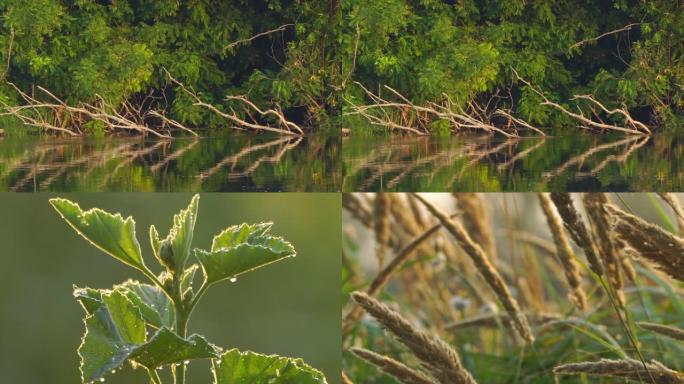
[0,2,682,384]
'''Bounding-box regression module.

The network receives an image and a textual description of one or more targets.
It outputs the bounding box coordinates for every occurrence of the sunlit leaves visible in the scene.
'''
[196,223,296,285]
[50,198,146,272]
[129,329,220,368]
[150,194,199,272]
[59,195,322,383]
[117,280,175,329]
[211,222,273,251]
[79,291,146,382]
[78,289,219,383]
[75,282,174,330]
[212,350,327,384]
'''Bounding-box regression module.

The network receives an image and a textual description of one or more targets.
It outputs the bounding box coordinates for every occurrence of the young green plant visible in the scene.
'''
[50,194,327,384]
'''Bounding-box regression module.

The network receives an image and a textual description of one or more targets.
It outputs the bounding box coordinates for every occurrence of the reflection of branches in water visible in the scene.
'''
[95,140,170,189]
[543,136,647,178]
[497,138,548,171]
[346,135,654,191]
[150,138,199,172]
[578,136,650,176]
[193,136,303,186]
[347,137,527,191]
[9,141,137,191]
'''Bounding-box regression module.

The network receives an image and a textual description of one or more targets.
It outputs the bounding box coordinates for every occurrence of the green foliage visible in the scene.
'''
[339,0,684,131]
[213,349,328,383]
[50,194,327,384]
[0,0,337,130]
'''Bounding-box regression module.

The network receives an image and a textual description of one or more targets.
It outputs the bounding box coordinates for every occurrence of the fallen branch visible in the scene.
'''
[346,82,543,137]
[165,69,302,135]
[511,68,650,135]
[0,82,196,137]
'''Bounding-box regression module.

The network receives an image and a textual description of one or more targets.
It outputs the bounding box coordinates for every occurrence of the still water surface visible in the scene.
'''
[0,134,340,191]
[343,134,684,191]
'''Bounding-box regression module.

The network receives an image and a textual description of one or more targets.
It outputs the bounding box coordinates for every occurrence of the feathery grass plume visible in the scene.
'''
[374,193,390,267]
[583,193,625,306]
[658,193,684,236]
[342,372,353,384]
[638,321,684,342]
[605,204,684,282]
[351,292,478,384]
[538,193,586,309]
[616,239,638,282]
[343,193,372,226]
[549,193,604,276]
[350,347,439,384]
[553,358,684,383]
[342,217,450,335]
[454,193,497,263]
[412,193,534,343]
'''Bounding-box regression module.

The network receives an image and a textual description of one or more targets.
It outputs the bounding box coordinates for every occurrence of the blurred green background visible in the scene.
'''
[0,193,341,383]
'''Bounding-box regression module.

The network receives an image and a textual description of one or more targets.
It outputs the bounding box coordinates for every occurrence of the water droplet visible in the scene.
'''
[229,277,237,283]
[100,379,105,382]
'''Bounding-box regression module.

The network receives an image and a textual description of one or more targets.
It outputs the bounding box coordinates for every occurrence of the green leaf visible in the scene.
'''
[195,241,295,285]
[150,195,199,272]
[79,291,146,382]
[211,222,273,251]
[130,328,220,368]
[181,264,199,294]
[116,280,175,329]
[78,290,218,383]
[196,222,296,284]
[212,349,327,384]
[50,198,145,272]
[73,286,105,315]
[75,282,174,329]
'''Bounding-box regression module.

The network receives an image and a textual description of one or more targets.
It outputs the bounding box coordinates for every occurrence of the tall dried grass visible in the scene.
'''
[344,193,684,384]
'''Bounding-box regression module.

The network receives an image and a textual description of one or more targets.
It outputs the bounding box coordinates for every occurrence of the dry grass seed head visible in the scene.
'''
[350,347,439,384]
[658,193,684,236]
[549,193,604,276]
[637,321,684,342]
[454,193,497,262]
[538,193,587,309]
[351,291,478,384]
[583,193,625,306]
[605,204,684,282]
[412,193,534,343]
[553,358,684,384]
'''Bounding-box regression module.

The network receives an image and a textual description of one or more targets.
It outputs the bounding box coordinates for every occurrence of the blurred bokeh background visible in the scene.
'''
[0,193,341,383]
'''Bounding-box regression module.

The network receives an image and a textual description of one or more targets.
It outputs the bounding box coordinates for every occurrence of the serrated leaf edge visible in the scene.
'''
[49,198,145,271]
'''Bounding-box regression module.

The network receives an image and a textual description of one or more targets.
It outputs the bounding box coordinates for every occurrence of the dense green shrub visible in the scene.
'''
[0,0,337,131]
[338,0,684,131]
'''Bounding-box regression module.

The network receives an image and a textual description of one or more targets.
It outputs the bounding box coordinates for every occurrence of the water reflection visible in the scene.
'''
[343,134,684,191]
[0,134,340,191]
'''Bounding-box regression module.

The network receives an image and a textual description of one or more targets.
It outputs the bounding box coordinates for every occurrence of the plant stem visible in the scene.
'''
[176,309,190,384]
[148,369,162,384]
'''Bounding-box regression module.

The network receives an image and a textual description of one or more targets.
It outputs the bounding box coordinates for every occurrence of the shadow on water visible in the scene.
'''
[0,133,340,191]
[343,133,684,191]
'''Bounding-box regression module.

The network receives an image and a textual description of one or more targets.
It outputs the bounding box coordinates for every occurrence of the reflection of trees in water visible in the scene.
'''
[345,135,654,191]
[0,135,318,191]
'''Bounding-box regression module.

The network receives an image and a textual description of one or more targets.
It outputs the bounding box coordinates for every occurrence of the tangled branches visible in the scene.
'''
[345,82,544,137]
[512,68,650,135]
[0,83,198,137]
[165,70,303,135]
